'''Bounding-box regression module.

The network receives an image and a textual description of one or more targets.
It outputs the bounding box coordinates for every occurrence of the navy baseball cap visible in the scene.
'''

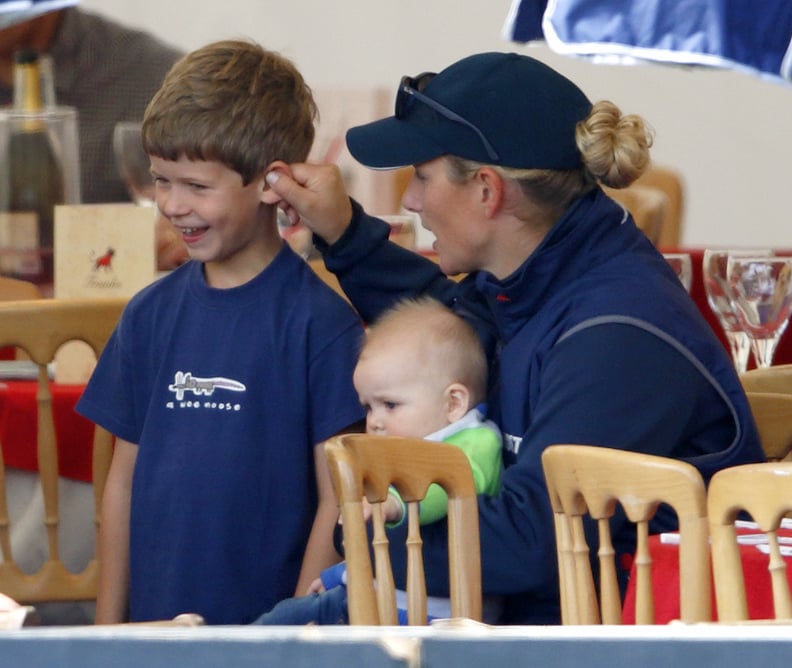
[346,52,592,170]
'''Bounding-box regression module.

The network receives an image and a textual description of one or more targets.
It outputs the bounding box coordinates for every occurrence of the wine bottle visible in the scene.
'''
[8,48,65,285]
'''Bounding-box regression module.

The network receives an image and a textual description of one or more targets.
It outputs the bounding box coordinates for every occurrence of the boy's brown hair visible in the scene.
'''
[142,39,316,184]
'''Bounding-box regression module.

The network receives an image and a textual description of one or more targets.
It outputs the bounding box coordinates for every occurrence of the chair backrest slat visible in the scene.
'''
[708,462,792,622]
[542,443,711,625]
[740,364,792,395]
[0,298,126,604]
[324,434,482,625]
[743,392,792,461]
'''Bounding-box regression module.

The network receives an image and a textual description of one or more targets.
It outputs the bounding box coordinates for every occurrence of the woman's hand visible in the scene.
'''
[265,162,353,246]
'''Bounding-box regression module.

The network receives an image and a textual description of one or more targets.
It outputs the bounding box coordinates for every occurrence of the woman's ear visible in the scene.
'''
[445,382,471,423]
[475,166,505,219]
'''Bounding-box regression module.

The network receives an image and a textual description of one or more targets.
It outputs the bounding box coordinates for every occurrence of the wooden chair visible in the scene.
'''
[0,277,41,302]
[0,298,126,606]
[604,165,686,247]
[541,444,711,624]
[324,433,482,625]
[743,391,792,461]
[708,462,792,622]
[740,364,792,394]
[635,165,685,248]
[603,184,668,246]
[0,277,41,361]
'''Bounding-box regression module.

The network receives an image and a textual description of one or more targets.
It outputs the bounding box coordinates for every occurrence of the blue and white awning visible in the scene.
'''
[0,0,78,30]
[503,0,792,85]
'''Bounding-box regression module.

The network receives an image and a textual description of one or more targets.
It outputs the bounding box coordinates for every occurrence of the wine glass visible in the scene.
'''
[702,249,772,373]
[726,255,792,368]
[662,253,692,292]
[112,121,154,206]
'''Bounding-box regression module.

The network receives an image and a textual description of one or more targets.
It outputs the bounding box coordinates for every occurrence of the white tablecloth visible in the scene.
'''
[2,470,96,624]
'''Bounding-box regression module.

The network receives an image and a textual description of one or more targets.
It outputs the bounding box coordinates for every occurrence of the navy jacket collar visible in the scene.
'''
[474,188,631,340]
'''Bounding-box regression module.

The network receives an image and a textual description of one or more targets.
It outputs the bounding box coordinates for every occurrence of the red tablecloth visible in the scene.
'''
[622,530,792,623]
[0,381,94,482]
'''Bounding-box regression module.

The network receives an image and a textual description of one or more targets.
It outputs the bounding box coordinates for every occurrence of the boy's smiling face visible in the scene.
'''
[150,155,280,287]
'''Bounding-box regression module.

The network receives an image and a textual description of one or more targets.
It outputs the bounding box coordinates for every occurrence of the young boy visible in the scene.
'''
[76,40,365,625]
[254,296,503,624]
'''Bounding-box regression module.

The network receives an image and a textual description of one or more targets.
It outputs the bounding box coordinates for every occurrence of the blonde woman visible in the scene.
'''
[266,51,764,625]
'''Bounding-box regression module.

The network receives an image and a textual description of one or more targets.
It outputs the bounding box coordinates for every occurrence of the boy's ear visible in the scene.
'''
[259,181,281,205]
[259,160,291,205]
[445,383,471,423]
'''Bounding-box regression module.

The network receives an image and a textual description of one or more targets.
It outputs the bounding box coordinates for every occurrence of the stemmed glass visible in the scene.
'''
[662,253,692,293]
[112,121,154,206]
[702,249,772,373]
[726,255,792,369]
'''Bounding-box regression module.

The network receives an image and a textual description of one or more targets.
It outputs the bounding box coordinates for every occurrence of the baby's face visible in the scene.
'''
[353,347,452,439]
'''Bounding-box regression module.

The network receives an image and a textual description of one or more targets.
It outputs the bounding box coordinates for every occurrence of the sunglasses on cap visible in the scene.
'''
[395,72,500,162]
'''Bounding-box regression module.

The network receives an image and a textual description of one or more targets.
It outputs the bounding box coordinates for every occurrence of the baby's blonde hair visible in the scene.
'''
[362,297,488,405]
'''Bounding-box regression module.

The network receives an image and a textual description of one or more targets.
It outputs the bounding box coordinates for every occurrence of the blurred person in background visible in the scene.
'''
[0,3,188,269]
